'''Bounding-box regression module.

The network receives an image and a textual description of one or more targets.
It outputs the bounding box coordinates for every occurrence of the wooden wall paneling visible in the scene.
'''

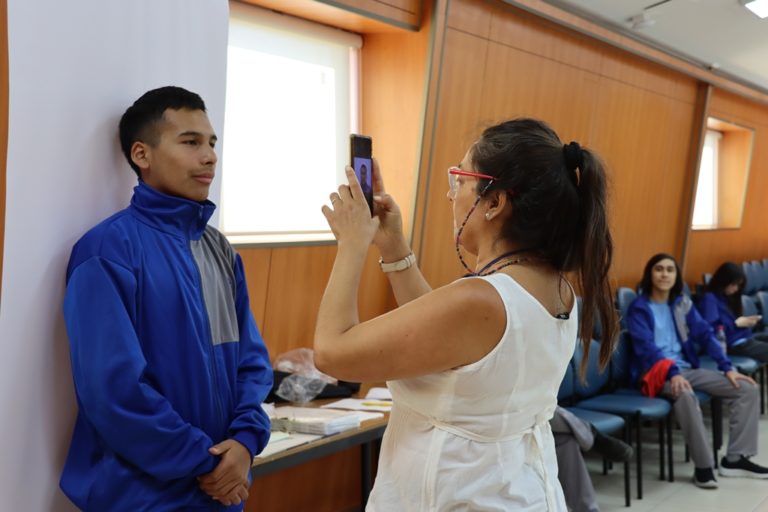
[410,0,449,252]
[678,82,711,278]
[258,245,394,357]
[237,247,273,332]
[360,0,432,238]
[0,0,7,308]
[590,78,697,286]
[260,245,338,357]
[446,0,491,37]
[710,88,768,126]
[415,0,700,288]
[599,45,697,104]
[415,28,489,288]
[478,40,599,144]
[685,88,768,285]
[246,449,362,512]
[717,130,752,227]
[488,0,604,74]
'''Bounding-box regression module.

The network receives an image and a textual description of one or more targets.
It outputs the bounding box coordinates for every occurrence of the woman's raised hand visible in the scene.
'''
[322,167,380,248]
[370,159,409,258]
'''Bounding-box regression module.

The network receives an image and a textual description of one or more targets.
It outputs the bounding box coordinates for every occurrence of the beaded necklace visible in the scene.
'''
[479,255,533,276]
[460,249,539,278]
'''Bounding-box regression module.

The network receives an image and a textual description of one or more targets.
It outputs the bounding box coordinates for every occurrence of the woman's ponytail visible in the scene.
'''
[573,148,618,377]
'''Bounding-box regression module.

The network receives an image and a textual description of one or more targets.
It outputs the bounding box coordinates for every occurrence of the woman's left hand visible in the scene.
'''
[322,166,380,248]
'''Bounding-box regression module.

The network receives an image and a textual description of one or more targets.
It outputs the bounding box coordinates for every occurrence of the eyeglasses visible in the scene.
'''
[447,166,495,197]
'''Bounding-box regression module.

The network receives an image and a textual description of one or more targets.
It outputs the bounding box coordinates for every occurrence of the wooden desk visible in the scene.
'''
[251,408,388,507]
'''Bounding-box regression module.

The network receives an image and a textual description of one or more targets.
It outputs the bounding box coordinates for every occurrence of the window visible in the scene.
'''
[691,118,754,231]
[221,3,362,244]
[691,130,721,229]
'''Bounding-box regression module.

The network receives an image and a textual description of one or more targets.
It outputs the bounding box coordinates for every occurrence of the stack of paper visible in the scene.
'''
[270,406,361,435]
[365,387,392,400]
[257,431,322,458]
[321,398,391,413]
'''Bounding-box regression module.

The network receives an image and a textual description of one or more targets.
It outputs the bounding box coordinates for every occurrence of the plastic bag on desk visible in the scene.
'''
[275,373,328,403]
[273,348,337,385]
[268,371,361,403]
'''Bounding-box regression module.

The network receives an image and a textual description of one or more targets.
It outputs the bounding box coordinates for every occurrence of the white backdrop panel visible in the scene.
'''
[0,1,229,510]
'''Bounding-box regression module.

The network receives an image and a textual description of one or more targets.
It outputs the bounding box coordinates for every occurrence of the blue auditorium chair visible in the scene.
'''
[574,339,671,500]
[617,287,637,330]
[558,348,631,507]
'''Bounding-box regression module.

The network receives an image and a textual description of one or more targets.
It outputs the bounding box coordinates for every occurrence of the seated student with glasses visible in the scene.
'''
[698,262,768,362]
[627,253,767,490]
[314,119,618,510]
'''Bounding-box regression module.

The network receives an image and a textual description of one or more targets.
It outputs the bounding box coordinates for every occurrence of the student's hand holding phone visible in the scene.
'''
[736,315,761,328]
[322,167,380,248]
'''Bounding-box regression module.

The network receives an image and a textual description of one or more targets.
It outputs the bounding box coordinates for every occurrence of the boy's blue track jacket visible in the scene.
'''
[60,182,273,511]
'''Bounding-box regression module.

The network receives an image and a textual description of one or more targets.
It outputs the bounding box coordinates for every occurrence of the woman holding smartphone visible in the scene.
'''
[698,262,768,361]
[315,118,617,510]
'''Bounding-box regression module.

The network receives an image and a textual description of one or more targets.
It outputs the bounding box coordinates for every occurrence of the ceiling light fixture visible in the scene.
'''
[741,0,768,18]
[628,11,657,30]
[626,0,672,30]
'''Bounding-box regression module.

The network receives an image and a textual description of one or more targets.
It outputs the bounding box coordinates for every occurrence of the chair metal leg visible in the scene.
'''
[685,444,690,462]
[760,366,765,415]
[624,419,631,508]
[659,419,665,481]
[712,398,723,468]
[666,415,674,482]
[635,412,643,500]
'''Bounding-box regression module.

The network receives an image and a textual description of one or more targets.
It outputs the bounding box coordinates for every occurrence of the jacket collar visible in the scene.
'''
[129,181,216,240]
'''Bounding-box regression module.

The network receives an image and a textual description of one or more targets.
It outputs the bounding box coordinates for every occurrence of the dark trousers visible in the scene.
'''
[729,334,768,363]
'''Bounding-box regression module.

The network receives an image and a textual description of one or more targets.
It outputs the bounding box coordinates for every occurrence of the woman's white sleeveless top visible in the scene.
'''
[366,273,577,511]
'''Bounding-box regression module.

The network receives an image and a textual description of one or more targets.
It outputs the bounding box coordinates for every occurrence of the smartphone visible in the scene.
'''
[350,134,374,214]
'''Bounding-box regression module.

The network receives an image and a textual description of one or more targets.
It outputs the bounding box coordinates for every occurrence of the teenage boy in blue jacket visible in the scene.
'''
[60,86,272,511]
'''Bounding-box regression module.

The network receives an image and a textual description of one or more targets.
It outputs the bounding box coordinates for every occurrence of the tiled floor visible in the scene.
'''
[589,410,768,511]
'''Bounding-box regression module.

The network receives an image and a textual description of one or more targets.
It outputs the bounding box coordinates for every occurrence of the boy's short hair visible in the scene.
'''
[118,86,207,176]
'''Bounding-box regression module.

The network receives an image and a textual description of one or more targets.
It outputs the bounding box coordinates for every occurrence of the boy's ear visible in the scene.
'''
[130,141,150,175]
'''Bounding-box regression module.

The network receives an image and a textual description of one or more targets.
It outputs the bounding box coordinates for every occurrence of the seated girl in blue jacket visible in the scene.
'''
[627,253,766,489]
[698,262,768,362]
